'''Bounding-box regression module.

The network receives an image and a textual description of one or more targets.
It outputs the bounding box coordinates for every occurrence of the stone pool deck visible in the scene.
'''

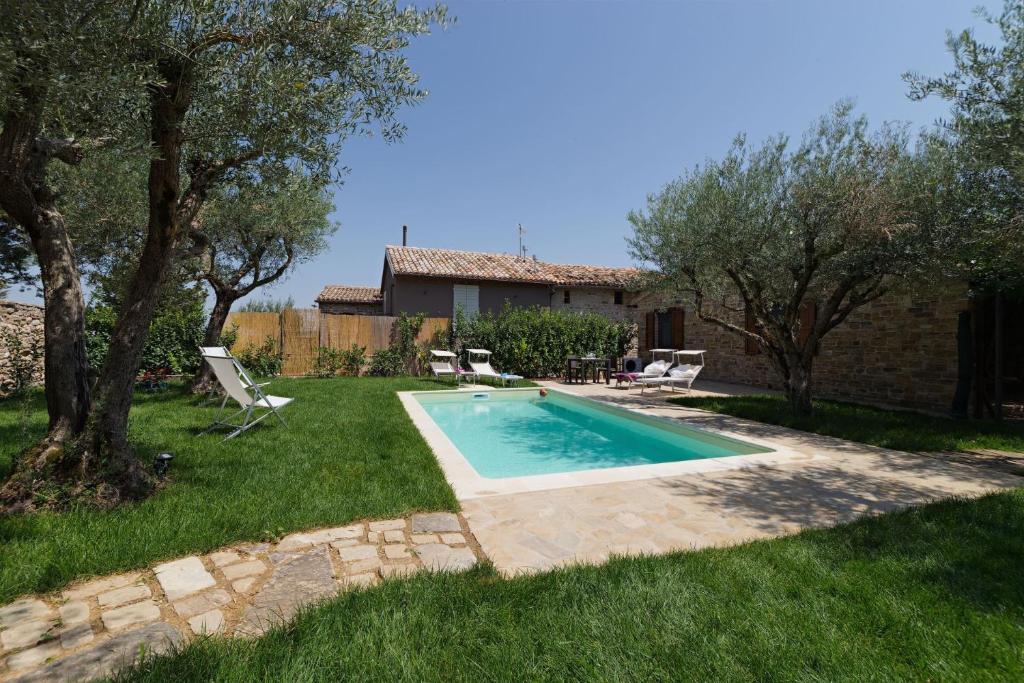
[0,513,479,681]
[460,380,1024,574]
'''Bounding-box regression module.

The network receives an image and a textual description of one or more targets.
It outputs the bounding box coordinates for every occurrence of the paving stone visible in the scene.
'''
[237,548,336,637]
[411,513,461,533]
[97,584,151,608]
[367,531,380,543]
[330,539,358,549]
[368,519,406,532]
[336,545,378,562]
[379,564,419,579]
[61,573,141,602]
[58,601,90,627]
[232,577,258,594]
[346,557,382,575]
[237,542,271,555]
[277,525,363,550]
[414,544,477,572]
[440,533,467,545]
[411,533,439,544]
[13,623,182,683]
[100,600,161,631]
[209,551,242,567]
[154,556,216,600]
[221,559,266,581]
[171,589,231,619]
[188,609,225,635]
[344,573,379,589]
[0,599,53,629]
[3,640,61,671]
[0,618,56,651]
[383,529,405,543]
[383,544,410,560]
[59,623,94,650]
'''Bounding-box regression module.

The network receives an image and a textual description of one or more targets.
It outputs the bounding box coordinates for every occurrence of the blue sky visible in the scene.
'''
[6,0,1001,307]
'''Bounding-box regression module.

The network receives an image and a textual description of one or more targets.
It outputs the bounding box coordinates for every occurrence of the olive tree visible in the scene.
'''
[629,105,944,414]
[1,0,448,510]
[190,171,336,390]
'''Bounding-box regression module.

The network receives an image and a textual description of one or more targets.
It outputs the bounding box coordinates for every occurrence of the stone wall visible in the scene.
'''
[0,300,45,396]
[680,283,969,413]
[553,287,641,353]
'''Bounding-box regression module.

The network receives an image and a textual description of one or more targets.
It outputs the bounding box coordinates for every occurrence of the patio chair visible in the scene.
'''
[467,349,523,386]
[198,347,269,403]
[200,350,293,440]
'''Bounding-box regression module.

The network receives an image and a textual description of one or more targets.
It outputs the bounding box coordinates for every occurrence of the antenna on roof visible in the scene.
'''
[517,223,527,259]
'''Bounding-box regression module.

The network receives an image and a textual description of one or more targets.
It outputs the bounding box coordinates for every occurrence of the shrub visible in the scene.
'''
[450,304,636,377]
[0,327,42,396]
[85,299,207,376]
[235,335,283,377]
[339,344,366,376]
[368,313,424,376]
[312,347,343,378]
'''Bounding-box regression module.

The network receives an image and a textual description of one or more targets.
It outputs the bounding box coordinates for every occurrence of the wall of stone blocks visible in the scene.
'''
[679,283,969,413]
[0,300,45,396]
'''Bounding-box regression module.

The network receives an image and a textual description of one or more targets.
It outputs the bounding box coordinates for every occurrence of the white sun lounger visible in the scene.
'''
[467,349,523,386]
[429,350,476,385]
[198,346,268,402]
[200,349,293,440]
[633,360,673,394]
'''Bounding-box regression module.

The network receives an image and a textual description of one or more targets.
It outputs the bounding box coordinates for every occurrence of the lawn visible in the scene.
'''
[118,489,1024,681]
[669,394,1024,453]
[0,377,459,603]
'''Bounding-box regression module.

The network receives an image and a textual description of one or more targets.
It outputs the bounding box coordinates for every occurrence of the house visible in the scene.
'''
[315,245,1022,416]
[317,245,646,323]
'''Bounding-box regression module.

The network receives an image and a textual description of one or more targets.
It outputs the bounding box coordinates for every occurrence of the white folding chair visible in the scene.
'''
[198,347,269,405]
[200,351,293,440]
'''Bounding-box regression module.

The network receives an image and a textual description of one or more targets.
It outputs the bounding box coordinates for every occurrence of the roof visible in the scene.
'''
[315,285,383,304]
[385,246,641,288]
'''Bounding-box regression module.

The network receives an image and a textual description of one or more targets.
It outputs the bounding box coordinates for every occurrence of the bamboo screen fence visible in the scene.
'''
[224,309,449,376]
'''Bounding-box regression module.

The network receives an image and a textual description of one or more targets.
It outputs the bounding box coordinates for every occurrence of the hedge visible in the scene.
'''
[446,304,636,378]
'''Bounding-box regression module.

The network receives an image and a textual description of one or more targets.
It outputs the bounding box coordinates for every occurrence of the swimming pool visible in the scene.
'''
[413,389,772,479]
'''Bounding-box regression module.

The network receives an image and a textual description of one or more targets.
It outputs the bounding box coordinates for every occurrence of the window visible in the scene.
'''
[614,290,624,305]
[563,290,571,304]
[453,284,480,317]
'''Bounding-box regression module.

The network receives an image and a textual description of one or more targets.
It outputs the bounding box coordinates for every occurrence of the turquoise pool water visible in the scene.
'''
[415,390,771,479]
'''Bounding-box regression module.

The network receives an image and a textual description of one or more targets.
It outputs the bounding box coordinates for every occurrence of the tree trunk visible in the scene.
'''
[191,293,236,391]
[783,355,814,415]
[75,62,196,505]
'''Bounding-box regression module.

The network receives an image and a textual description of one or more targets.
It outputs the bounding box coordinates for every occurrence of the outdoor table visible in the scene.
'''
[566,356,610,384]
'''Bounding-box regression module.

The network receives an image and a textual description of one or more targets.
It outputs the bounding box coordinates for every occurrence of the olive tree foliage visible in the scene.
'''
[629,104,945,414]
[190,171,337,389]
[0,214,34,298]
[1,0,449,511]
[905,0,1024,294]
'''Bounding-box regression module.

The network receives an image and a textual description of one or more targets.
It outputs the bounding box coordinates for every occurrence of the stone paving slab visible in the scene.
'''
[0,512,482,681]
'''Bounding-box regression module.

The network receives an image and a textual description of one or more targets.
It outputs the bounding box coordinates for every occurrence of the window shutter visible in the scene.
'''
[671,307,685,349]
[644,311,656,354]
[453,284,479,317]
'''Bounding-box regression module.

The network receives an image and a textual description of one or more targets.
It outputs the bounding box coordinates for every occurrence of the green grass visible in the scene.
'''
[118,489,1024,681]
[0,377,461,603]
[668,394,1024,453]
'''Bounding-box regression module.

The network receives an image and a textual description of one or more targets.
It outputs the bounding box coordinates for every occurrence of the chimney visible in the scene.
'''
[402,225,408,246]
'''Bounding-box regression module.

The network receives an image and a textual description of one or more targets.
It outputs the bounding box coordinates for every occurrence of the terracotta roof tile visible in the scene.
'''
[316,285,382,304]
[385,246,640,288]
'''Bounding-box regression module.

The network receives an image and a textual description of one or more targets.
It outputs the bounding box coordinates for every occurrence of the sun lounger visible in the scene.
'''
[200,349,293,440]
[429,350,476,385]
[467,349,523,386]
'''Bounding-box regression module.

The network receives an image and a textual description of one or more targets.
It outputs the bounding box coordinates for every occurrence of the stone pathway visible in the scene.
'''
[0,513,478,682]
